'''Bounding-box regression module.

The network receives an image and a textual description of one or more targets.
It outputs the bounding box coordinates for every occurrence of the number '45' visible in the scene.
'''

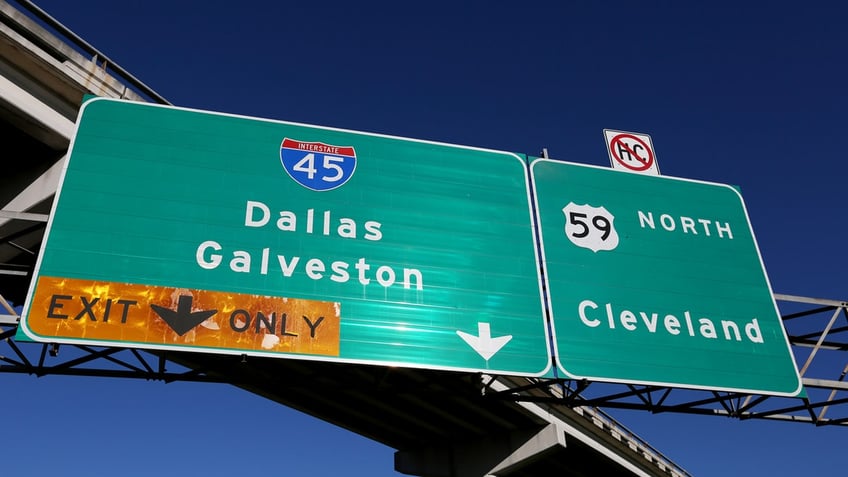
[293,153,346,183]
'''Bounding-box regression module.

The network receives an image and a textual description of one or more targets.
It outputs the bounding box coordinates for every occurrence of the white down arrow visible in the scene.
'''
[456,322,512,361]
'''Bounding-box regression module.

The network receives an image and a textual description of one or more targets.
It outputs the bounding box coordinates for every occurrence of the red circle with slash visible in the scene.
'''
[610,133,654,171]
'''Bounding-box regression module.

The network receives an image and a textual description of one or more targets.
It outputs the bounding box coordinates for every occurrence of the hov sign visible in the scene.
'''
[531,158,802,396]
[20,98,551,376]
[604,129,659,175]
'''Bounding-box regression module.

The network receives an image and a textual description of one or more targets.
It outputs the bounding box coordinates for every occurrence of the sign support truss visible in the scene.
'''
[1,303,225,383]
[3,292,848,425]
[484,294,848,426]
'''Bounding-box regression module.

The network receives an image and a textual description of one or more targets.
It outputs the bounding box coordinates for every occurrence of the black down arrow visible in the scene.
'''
[150,295,217,336]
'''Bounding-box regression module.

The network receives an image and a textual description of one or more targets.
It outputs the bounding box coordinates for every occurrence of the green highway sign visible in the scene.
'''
[531,158,802,395]
[18,97,804,393]
[19,98,551,376]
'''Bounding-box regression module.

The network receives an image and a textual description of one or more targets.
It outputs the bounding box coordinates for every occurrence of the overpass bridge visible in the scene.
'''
[1,1,846,475]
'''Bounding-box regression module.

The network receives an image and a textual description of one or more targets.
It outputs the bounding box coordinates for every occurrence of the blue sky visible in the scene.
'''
[6,1,848,475]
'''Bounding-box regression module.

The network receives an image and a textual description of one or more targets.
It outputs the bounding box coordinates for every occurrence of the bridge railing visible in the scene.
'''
[4,0,169,105]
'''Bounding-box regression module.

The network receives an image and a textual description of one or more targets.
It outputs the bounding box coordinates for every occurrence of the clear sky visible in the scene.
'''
[5,1,848,475]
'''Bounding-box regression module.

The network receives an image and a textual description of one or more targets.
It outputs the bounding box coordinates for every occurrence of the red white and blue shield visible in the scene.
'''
[280,138,357,191]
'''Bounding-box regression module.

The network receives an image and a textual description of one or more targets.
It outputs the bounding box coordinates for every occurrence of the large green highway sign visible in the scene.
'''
[19,98,551,376]
[531,158,802,395]
[20,98,803,394]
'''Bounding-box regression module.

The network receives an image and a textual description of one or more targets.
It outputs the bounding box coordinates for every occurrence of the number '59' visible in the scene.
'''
[567,212,612,241]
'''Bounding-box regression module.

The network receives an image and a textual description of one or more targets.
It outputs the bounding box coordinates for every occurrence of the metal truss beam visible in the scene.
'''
[2,294,848,426]
[486,295,848,426]
[1,294,227,382]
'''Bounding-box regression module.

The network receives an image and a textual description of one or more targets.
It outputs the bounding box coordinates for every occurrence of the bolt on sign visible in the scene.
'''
[531,158,802,396]
[19,98,551,376]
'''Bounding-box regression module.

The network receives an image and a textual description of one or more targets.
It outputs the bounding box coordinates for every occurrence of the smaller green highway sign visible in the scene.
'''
[531,158,802,395]
[19,98,551,376]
